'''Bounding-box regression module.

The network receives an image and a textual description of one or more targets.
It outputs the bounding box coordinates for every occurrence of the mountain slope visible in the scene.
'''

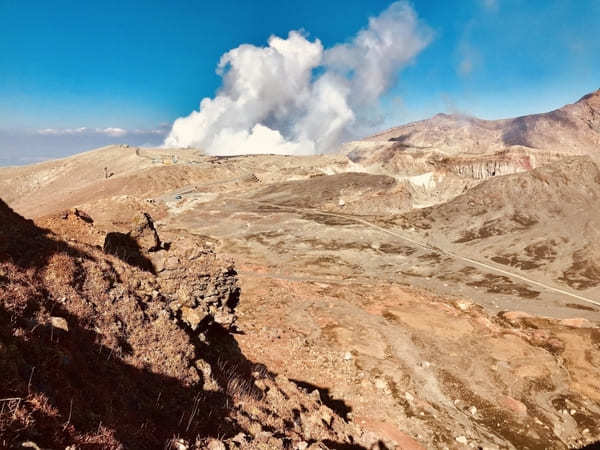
[2,90,600,449]
[401,157,600,293]
[342,89,600,178]
[364,89,599,153]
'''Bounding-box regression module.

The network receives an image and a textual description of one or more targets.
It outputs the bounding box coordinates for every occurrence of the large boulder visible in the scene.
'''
[130,212,162,252]
[102,212,162,273]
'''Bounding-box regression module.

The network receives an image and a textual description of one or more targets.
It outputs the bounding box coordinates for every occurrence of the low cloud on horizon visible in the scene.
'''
[0,126,168,166]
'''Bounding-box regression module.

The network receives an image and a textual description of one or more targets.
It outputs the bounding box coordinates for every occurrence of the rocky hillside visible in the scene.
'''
[0,199,368,449]
[399,157,600,293]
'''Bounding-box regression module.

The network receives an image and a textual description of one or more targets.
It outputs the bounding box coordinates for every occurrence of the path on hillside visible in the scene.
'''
[157,175,252,202]
[224,197,600,309]
[238,270,358,285]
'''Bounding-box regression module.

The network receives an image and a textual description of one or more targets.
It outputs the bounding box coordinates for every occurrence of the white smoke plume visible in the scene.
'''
[164,2,431,155]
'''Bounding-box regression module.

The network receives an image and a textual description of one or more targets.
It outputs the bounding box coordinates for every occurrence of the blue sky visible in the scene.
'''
[0,0,599,164]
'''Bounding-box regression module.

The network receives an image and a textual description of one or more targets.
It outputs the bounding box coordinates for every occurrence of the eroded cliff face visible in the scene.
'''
[344,140,564,180]
[343,144,565,211]
[441,154,531,179]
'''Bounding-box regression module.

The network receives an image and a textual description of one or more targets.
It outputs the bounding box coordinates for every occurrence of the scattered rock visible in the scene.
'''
[206,439,226,450]
[170,439,189,450]
[20,442,41,450]
[231,432,248,444]
[499,395,528,416]
[309,389,321,402]
[360,420,425,450]
[320,407,333,427]
[374,378,387,390]
[455,436,468,445]
[50,316,69,332]
[454,300,473,311]
[307,443,327,450]
[343,351,353,361]
[180,306,208,330]
[500,311,534,323]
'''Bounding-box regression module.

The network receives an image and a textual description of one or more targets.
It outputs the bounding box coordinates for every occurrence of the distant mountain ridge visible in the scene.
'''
[343,89,600,170]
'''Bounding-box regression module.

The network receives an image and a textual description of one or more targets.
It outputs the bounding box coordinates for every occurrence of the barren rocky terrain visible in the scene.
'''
[1,90,600,449]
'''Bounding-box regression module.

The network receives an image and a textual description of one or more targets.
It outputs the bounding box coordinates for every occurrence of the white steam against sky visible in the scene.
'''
[164,2,431,155]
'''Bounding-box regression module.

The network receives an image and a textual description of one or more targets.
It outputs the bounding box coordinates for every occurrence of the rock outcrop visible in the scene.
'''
[154,237,240,331]
[103,212,240,332]
[130,211,162,251]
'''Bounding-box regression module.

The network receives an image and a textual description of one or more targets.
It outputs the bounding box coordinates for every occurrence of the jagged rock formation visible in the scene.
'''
[130,211,162,251]
[436,151,533,179]
[153,236,240,331]
[102,212,240,332]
